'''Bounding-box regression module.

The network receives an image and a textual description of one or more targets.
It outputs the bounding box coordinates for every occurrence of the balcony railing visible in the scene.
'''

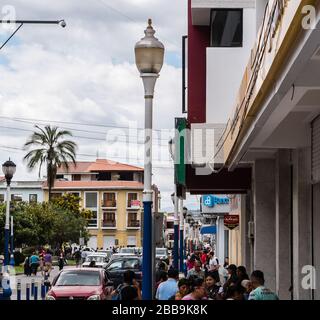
[102,220,116,228]
[101,200,117,208]
[127,220,140,228]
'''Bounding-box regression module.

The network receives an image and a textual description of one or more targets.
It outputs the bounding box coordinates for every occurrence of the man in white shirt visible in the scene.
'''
[208,252,219,272]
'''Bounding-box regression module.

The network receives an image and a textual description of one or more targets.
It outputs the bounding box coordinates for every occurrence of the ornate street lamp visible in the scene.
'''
[2,159,16,266]
[135,19,164,300]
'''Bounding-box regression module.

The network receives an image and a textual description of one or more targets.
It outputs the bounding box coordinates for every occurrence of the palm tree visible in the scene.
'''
[24,125,77,201]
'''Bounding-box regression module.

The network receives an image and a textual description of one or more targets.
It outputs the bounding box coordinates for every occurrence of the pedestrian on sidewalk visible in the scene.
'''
[248,270,279,300]
[169,278,190,300]
[73,248,82,267]
[205,272,222,300]
[182,278,207,301]
[23,256,32,277]
[29,252,40,276]
[235,266,249,288]
[225,285,245,300]
[58,253,66,271]
[155,269,179,300]
[187,260,205,280]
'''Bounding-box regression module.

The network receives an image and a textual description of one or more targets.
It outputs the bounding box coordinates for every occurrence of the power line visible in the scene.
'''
[0,144,174,169]
[0,124,173,146]
[0,115,173,134]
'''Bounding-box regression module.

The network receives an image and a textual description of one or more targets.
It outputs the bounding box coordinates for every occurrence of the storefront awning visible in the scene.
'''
[200,225,216,235]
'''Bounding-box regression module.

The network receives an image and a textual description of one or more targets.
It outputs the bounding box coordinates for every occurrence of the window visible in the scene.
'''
[119,172,134,181]
[85,192,98,228]
[102,193,116,207]
[51,193,63,200]
[127,193,138,208]
[11,194,22,202]
[210,9,243,47]
[72,174,81,181]
[102,210,116,228]
[97,172,111,181]
[85,192,97,208]
[107,260,123,271]
[127,212,140,228]
[56,174,64,180]
[0,194,4,203]
[29,194,38,203]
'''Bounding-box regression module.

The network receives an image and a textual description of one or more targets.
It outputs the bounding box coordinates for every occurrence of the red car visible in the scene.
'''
[46,267,113,300]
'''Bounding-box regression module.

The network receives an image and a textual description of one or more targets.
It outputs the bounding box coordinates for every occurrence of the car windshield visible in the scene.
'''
[120,248,135,254]
[85,256,105,263]
[123,259,140,269]
[56,271,101,286]
[156,249,167,256]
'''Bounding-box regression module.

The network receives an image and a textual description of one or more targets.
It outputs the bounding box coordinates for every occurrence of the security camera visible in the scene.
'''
[59,20,66,28]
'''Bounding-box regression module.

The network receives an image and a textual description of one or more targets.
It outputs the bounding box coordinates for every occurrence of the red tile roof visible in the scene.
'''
[44,180,144,190]
[57,159,143,174]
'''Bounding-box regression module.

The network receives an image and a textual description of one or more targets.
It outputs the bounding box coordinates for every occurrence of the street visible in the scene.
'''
[10,266,69,300]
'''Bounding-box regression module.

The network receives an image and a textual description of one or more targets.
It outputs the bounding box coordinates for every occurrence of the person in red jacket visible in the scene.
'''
[200,250,208,267]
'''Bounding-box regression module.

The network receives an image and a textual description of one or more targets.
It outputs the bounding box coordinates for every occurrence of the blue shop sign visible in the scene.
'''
[202,195,229,207]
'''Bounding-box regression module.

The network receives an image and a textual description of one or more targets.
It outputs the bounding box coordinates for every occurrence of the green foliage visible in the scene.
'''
[14,251,25,266]
[0,200,90,252]
[23,125,77,201]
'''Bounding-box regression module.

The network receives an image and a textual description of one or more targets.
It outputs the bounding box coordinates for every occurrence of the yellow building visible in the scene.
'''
[43,159,144,249]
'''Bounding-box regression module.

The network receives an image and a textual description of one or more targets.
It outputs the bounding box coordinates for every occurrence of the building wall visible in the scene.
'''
[44,189,143,249]
[206,7,257,123]
[0,185,44,203]
[228,194,247,267]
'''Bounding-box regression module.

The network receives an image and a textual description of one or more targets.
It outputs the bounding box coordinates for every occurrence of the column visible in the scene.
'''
[253,159,276,292]
[292,148,312,300]
[275,150,292,300]
[216,216,225,266]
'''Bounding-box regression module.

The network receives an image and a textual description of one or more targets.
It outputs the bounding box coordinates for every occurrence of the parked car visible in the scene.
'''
[105,256,142,288]
[111,247,137,259]
[46,268,113,300]
[82,253,110,268]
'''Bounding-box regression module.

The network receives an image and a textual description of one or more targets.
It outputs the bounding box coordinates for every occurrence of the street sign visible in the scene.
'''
[224,215,239,230]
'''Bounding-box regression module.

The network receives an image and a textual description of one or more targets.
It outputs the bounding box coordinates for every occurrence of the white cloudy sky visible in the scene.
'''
[0,0,200,211]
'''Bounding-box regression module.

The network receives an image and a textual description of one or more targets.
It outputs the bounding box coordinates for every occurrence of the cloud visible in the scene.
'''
[0,0,197,210]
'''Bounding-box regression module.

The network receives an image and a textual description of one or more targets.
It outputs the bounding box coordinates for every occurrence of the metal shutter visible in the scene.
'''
[312,116,320,183]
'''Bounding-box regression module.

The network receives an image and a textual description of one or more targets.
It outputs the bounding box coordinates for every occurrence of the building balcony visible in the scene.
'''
[101,200,117,208]
[101,220,116,229]
[127,220,140,229]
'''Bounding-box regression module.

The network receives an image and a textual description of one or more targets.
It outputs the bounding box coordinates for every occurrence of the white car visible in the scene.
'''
[82,253,110,268]
[111,247,137,259]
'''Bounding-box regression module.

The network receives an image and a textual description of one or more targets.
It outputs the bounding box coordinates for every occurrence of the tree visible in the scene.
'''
[23,125,77,201]
[0,201,90,252]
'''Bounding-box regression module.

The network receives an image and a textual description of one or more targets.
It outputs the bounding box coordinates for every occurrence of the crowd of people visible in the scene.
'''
[23,248,67,276]
[107,247,279,301]
[154,248,279,301]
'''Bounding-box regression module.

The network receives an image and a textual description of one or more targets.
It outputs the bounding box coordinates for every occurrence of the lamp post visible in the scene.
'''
[10,215,14,266]
[169,138,179,271]
[171,192,179,270]
[2,159,16,266]
[135,19,164,300]
[179,200,184,273]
